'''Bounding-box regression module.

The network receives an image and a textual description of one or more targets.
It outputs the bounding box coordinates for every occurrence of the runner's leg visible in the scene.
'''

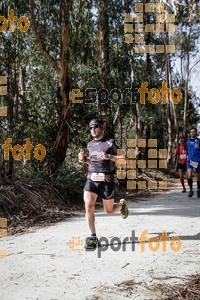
[84,191,98,234]
[187,168,193,189]
[101,182,129,218]
[197,174,200,189]
[187,166,194,197]
[179,169,186,192]
[102,199,122,214]
[196,168,200,197]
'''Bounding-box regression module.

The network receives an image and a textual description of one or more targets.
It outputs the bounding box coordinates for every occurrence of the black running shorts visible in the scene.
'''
[84,179,115,199]
[178,163,186,171]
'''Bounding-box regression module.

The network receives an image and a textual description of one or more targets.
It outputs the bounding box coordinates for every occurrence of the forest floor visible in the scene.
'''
[0,169,178,235]
[0,178,199,299]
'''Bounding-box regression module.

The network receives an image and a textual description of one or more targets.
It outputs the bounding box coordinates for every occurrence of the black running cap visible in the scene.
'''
[89,119,103,128]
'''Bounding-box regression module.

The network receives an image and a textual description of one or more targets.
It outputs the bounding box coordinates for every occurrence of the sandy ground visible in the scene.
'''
[0,182,200,300]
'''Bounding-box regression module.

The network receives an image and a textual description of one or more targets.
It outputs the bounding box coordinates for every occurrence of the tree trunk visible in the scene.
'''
[183,51,190,135]
[20,66,28,121]
[168,50,178,160]
[144,0,151,74]
[168,52,178,170]
[53,1,71,165]
[98,0,110,87]
[98,0,112,135]
[6,64,19,178]
[164,34,172,167]
[145,124,150,160]
[30,0,72,174]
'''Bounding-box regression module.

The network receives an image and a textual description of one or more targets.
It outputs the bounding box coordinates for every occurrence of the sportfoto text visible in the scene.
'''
[89,230,182,258]
[82,82,182,106]
[1,138,46,161]
[0,9,30,32]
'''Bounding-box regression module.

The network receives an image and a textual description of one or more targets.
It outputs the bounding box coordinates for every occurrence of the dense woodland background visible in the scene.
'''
[0,0,200,188]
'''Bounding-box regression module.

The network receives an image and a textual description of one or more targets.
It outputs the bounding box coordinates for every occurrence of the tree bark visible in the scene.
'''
[20,66,28,121]
[98,0,110,87]
[144,0,151,74]
[164,33,172,167]
[98,0,113,135]
[29,0,72,174]
[183,51,190,135]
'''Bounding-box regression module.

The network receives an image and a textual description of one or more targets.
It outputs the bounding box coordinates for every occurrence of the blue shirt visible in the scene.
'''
[186,138,200,162]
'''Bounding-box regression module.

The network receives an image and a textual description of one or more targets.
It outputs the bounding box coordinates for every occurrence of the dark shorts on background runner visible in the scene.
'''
[178,163,186,171]
[186,161,200,173]
[84,179,115,199]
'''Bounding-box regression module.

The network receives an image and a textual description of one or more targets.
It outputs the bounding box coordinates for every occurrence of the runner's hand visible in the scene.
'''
[97,152,110,160]
[78,149,85,162]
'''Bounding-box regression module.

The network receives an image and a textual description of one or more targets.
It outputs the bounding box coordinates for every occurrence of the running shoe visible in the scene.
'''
[120,199,129,219]
[197,190,200,198]
[84,237,100,250]
[188,190,194,197]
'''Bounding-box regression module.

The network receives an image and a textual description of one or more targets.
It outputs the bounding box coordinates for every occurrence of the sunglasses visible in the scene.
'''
[89,125,100,130]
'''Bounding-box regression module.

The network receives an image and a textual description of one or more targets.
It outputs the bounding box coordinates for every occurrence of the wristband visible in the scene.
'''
[80,156,86,163]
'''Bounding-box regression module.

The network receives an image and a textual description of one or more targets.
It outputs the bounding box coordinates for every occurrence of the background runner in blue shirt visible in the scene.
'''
[186,127,200,198]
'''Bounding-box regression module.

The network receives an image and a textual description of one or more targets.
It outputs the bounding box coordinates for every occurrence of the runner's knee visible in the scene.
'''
[85,201,95,212]
[104,207,113,215]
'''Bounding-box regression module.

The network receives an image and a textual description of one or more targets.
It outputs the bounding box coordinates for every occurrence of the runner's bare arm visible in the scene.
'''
[84,157,90,164]
[78,149,90,164]
[109,155,126,163]
[97,152,125,163]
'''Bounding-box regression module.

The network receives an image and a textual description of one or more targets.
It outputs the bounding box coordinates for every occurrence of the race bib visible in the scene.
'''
[180,154,187,159]
[91,173,106,181]
[190,161,198,168]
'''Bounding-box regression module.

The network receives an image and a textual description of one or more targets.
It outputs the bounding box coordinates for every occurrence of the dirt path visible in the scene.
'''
[0,183,200,300]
